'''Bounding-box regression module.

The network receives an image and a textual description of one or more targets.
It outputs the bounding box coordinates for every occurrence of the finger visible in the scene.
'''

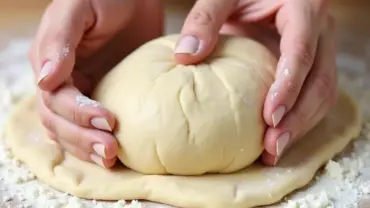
[29,0,94,91]
[261,150,276,166]
[46,130,58,142]
[42,108,117,168]
[42,84,115,131]
[230,0,282,22]
[174,0,238,65]
[37,93,118,160]
[263,0,324,128]
[263,16,337,164]
[58,139,117,168]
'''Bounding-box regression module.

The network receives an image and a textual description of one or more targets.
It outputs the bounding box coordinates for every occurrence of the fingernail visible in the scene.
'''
[91,117,112,131]
[273,157,279,166]
[90,154,105,168]
[276,132,291,156]
[38,61,53,84]
[174,36,201,54]
[92,143,106,158]
[272,105,286,127]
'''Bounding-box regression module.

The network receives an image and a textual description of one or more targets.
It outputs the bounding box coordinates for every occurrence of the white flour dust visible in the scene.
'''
[2,39,370,208]
[0,39,144,208]
[76,95,102,108]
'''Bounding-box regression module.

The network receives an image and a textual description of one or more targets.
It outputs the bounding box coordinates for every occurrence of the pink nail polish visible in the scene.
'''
[90,154,105,167]
[91,117,112,131]
[38,61,53,84]
[93,143,107,158]
[174,36,201,54]
[276,132,291,156]
[272,105,286,127]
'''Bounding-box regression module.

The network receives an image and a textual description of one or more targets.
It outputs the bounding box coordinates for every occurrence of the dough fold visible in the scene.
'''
[4,90,361,208]
[92,34,276,175]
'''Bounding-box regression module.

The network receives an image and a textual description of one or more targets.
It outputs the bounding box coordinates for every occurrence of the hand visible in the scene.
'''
[175,0,338,165]
[29,0,163,168]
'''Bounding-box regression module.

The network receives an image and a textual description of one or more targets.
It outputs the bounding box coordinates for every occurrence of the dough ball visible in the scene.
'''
[92,34,277,175]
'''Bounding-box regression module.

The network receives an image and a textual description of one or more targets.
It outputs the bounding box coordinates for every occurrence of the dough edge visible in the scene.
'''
[92,34,276,176]
[3,90,361,208]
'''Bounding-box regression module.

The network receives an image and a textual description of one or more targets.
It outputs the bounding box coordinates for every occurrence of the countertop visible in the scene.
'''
[0,0,369,207]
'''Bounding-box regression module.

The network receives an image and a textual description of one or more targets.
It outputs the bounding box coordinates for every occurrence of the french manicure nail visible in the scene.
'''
[91,117,112,131]
[90,154,105,168]
[38,61,53,84]
[272,105,286,127]
[92,143,106,158]
[174,36,200,54]
[276,132,291,156]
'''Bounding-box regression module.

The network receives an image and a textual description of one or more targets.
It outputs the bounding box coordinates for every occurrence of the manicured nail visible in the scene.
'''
[272,105,286,127]
[38,61,53,84]
[91,117,112,131]
[174,36,200,54]
[276,132,291,156]
[90,154,105,168]
[92,143,106,158]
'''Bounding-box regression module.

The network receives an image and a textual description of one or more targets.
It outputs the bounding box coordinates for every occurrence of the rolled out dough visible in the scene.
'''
[92,34,276,176]
[4,90,360,208]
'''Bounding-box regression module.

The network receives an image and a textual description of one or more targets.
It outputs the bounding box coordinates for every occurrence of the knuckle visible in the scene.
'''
[327,15,337,32]
[188,10,214,26]
[70,104,82,124]
[286,81,301,95]
[292,40,315,68]
[64,144,90,161]
[328,85,338,106]
[292,108,308,128]
[40,114,54,133]
[74,134,85,150]
[46,131,58,141]
[42,93,53,110]
[76,132,90,151]
[316,0,329,17]
[77,137,83,149]
[315,72,333,99]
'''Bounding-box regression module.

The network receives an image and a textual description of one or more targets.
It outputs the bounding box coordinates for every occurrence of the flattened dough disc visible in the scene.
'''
[3,91,361,208]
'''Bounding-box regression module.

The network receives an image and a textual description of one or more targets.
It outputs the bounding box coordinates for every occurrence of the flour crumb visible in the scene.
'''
[283,68,291,77]
[271,92,279,101]
[114,200,127,208]
[284,192,333,208]
[76,95,102,108]
[2,35,370,208]
[124,200,143,208]
[0,39,144,208]
[55,44,71,63]
[325,160,343,180]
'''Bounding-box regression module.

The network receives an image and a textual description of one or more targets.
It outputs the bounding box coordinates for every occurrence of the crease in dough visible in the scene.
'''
[3,34,361,208]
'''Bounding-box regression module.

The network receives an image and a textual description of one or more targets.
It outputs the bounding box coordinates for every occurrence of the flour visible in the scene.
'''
[0,39,144,208]
[76,95,102,108]
[2,38,370,208]
[55,45,70,62]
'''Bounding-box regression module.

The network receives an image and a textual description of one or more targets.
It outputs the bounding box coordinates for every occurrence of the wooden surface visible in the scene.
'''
[0,0,369,207]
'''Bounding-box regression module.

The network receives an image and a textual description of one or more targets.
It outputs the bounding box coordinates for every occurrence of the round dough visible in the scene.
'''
[4,91,361,208]
[92,34,277,175]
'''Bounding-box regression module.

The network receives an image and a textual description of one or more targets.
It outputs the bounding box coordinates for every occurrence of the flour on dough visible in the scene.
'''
[92,34,276,175]
[4,34,361,208]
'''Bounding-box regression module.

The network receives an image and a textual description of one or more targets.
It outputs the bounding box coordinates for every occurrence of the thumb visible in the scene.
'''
[30,0,94,91]
[174,0,237,65]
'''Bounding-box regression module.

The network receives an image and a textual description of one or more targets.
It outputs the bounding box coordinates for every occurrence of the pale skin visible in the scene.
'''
[29,0,337,168]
